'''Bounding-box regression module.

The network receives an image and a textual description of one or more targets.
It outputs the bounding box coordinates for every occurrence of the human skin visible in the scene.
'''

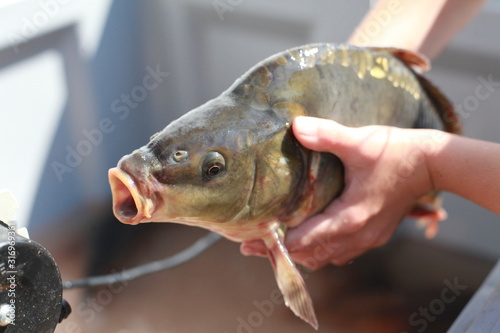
[241,118,500,267]
[349,0,486,60]
[240,0,493,267]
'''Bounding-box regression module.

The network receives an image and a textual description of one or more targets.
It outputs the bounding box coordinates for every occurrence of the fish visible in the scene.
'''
[108,43,460,329]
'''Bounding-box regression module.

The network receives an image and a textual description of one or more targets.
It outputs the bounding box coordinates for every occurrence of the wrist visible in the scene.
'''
[420,129,454,193]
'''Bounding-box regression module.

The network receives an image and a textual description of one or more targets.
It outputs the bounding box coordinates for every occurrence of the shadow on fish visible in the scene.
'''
[109,43,460,329]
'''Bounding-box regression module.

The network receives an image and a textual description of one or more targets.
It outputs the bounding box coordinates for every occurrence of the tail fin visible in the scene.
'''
[263,225,318,330]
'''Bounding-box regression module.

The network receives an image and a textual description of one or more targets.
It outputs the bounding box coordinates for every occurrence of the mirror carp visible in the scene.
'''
[109,43,460,329]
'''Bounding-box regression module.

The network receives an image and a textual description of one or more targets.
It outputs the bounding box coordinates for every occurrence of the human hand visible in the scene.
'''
[241,116,448,268]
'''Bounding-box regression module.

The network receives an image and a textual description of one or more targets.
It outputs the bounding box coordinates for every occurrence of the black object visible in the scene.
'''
[0,220,70,332]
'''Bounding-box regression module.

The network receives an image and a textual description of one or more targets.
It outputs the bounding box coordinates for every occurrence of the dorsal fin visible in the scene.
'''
[416,74,462,134]
[369,47,430,72]
[370,47,461,134]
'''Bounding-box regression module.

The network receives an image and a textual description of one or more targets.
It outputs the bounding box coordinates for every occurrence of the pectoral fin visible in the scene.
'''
[263,224,318,330]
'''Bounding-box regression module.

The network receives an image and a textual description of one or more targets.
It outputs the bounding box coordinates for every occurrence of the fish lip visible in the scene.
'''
[108,167,156,225]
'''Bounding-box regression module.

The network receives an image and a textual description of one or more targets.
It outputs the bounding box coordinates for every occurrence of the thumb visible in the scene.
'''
[292,116,358,158]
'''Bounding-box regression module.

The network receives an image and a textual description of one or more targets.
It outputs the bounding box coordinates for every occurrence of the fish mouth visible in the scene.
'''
[108,168,155,225]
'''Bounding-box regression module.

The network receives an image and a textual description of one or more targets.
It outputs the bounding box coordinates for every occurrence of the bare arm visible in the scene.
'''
[348,0,486,59]
[242,119,500,266]
[428,134,500,214]
[240,0,493,266]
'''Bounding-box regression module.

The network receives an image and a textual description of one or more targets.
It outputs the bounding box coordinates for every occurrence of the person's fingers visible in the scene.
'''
[240,239,267,257]
[283,202,362,268]
[286,195,405,268]
[240,192,368,260]
[289,217,397,268]
[286,195,371,251]
[326,215,400,266]
[292,116,356,158]
[241,200,401,267]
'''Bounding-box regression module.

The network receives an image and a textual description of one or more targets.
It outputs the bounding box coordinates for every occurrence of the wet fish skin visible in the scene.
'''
[108,43,459,330]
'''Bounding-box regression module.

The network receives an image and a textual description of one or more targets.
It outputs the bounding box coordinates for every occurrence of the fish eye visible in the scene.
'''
[203,152,225,178]
[208,165,221,175]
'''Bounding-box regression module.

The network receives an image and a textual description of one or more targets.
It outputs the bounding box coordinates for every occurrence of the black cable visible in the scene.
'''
[63,232,222,289]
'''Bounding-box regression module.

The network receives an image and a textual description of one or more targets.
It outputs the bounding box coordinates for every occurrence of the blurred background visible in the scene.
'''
[0,0,499,332]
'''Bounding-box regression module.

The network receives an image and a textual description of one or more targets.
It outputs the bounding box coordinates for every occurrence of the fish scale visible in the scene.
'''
[108,43,461,330]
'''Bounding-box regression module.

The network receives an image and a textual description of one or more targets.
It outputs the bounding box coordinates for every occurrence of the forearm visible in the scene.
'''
[348,0,486,59]
[427,132,500,214]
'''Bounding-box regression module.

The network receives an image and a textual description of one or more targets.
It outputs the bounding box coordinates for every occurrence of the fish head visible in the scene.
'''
[109,96,305,230]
